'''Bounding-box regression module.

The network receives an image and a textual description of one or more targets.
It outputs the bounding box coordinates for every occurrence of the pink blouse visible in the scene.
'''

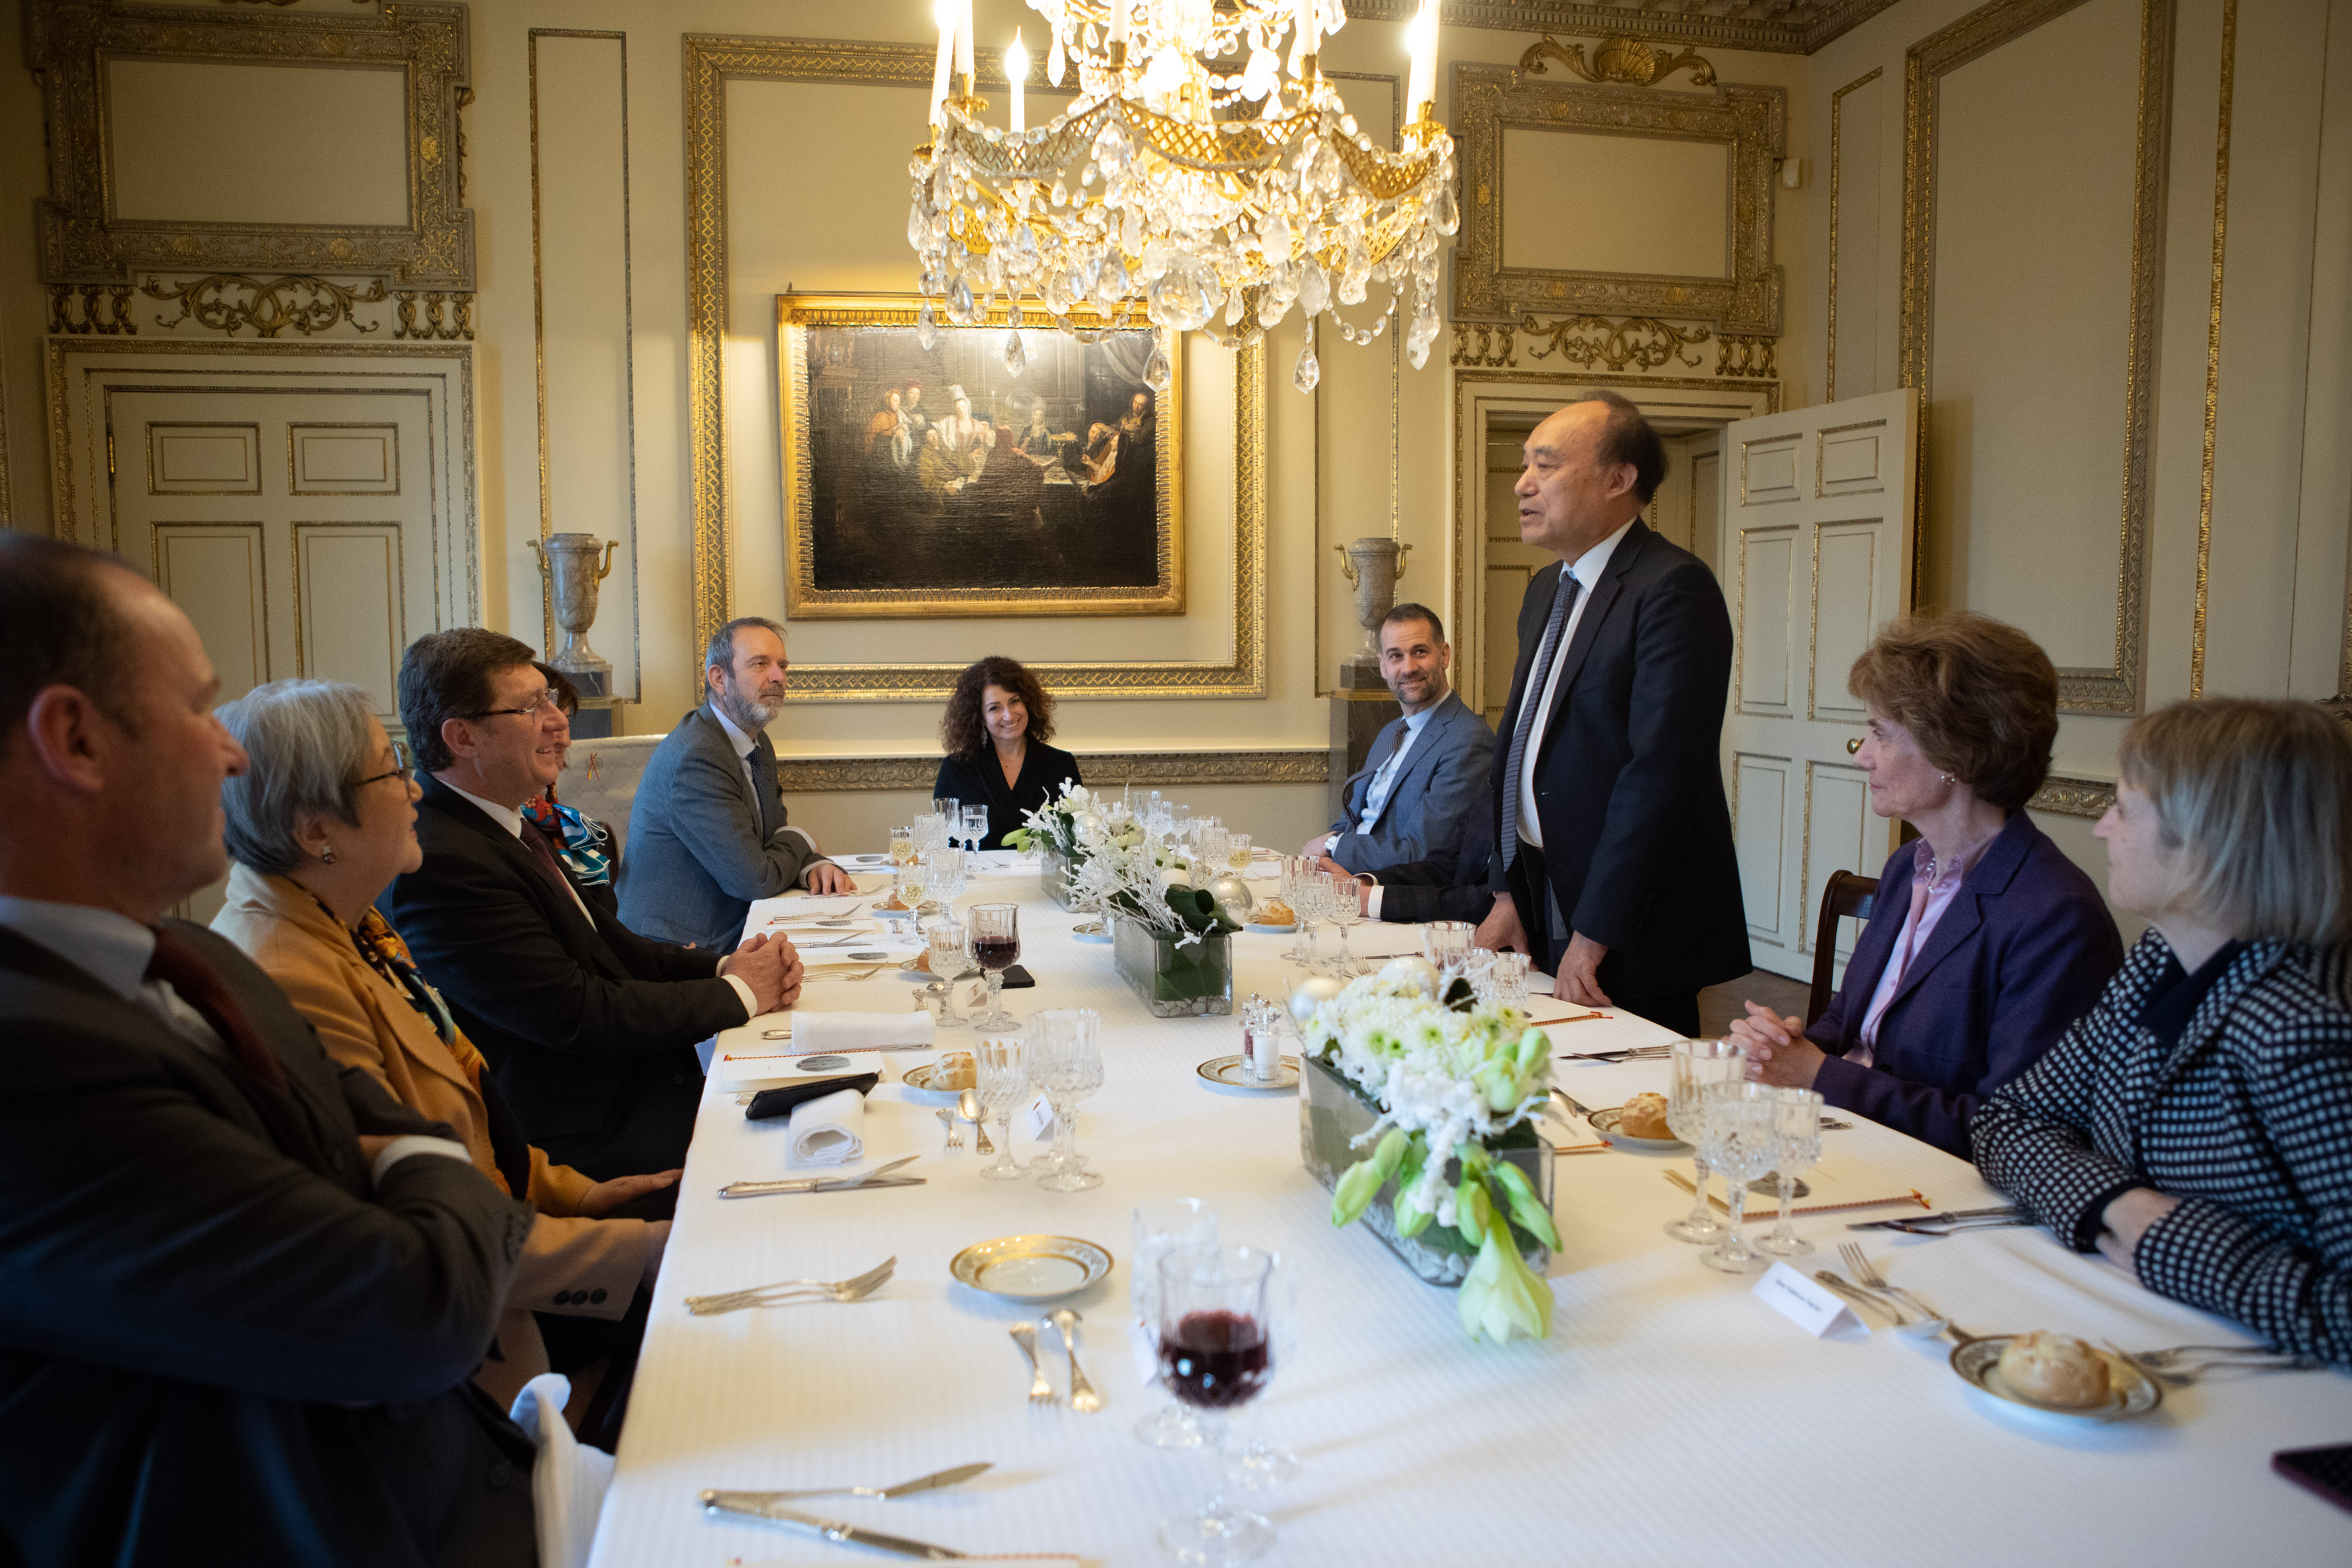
[1852,833,1997,1065]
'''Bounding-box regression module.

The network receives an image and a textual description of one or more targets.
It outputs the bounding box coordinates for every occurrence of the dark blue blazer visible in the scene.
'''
[1806,809,2122,1157]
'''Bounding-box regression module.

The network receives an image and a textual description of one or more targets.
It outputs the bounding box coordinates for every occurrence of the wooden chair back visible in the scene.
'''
[1808,870,1880,1026]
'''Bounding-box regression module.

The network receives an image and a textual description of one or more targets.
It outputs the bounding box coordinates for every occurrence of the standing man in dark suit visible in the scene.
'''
[1478,392,1749,1035]
[384,629,803,1183]
[1300,604,1495,878]
[619,617,852,955]
[0,534,538,1567]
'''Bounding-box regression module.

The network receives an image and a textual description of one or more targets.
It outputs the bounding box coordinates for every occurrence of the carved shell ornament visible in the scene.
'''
[1516,34,1718,90]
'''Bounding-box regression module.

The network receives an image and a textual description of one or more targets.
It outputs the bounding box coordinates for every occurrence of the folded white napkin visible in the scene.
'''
[786,1087,866,1167]
[507,1372,612,1568]
[791,1011,937,1051]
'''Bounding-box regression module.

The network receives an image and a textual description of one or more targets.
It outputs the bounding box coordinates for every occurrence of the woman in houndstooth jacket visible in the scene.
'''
[1973,698,2352,1364]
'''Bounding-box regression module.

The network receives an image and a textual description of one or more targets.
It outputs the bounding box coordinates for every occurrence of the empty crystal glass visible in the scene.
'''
[1757,1087,1825,1257]
[1474,950,1532,1010]
[1664,1038,1742,1244]
[1323,872,1363,976]
[923,917,971,1026]
[1422,920,1476,971]
[1031,1008,1105,1192]
[975,1035,1028,1180]
[1134,1198,1220,1449]
[961,803,990,853]
[1699,1082,1778,1275]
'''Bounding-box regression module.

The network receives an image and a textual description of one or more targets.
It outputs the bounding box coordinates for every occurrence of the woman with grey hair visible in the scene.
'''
[1974,698,2352,1364]
[208,678,674,1419]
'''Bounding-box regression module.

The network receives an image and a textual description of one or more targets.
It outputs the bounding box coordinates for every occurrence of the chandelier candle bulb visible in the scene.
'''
[956,0,974,83]
[1006,31,1028,134]
[1405,0,1437,124]
[929,0,955,125]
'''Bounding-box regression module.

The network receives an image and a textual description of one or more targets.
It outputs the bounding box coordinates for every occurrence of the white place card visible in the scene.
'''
[1024,1092,1057,1141]
[1129,1317,1162,1385]
[1753,1261,1864,1338]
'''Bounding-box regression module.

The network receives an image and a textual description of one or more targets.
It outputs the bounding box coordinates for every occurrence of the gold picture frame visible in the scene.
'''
[777,291,1184,621]
[1449,60,1785,333]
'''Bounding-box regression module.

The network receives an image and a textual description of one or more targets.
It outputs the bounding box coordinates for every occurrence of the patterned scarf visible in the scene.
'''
[522,784,615,888]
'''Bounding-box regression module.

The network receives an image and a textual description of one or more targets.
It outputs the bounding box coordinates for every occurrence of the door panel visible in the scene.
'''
[154,524,268,702]
[295,523,406,713]
[1720,387,1918,982]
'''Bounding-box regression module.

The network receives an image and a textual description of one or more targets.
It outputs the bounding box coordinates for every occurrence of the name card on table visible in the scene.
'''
[1753,1261,1864,1338]
[1025,1092,1056,1142]
[1131,1317,1162,1385]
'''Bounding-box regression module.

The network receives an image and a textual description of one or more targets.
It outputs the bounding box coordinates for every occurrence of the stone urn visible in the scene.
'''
[1334,537,1412,661]
[528,533,619,678]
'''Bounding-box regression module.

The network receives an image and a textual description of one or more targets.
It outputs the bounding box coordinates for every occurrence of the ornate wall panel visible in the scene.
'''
[1452,61,1785,333]
[775,749,1329,793]
[29,0,475,287]
[1341,2,1903,55]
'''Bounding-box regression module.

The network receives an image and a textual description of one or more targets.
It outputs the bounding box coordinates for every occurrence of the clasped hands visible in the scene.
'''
[718,929,805,1014]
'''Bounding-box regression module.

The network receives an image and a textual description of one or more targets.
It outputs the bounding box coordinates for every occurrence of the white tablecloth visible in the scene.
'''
[589,854,2352,1566]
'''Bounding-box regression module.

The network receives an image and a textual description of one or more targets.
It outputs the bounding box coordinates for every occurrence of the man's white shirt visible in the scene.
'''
[1516,519,1634,852]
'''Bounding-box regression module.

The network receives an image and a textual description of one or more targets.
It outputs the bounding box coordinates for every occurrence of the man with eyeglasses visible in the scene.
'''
[384,628,803,1185]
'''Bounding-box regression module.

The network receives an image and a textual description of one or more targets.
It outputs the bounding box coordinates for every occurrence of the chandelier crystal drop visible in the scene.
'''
[909,0,1457,384]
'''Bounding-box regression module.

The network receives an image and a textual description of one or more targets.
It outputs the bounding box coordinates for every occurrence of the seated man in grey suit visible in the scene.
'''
[0,534,536,1566]
[1333,782,1501,927]
[620,617,853,953]
[1299,603,1494,876]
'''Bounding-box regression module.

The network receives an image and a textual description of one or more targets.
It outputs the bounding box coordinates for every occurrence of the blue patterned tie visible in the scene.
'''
[1498,569,1581,870]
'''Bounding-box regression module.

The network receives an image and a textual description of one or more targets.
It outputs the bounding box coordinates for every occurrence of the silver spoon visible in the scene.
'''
[958,1087,996,1154]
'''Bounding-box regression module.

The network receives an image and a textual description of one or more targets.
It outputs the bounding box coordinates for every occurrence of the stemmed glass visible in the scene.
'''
[923,847,967,911]
[1757,1087,1825,1257]
[1156,1245,1277,1563]
[1664,1038,1742,1243]
[1134,1198,1220,1449]
[1223,1252,1300,1492]
[962,803,990,854]
[1225,832,1253,874]
[922,917,971,1026]
[1323,872,1364,976]
[1277,857,1311,963]
[1291,876,1328,973]
[1032,1008,1105,1192]
[888,823,915,865]
[975,1035,1029,1180]
[1699,1082,1778,1275]
[968,902,1021,1030]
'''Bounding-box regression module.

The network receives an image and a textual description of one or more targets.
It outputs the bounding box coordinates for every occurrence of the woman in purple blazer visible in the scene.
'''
[1731,614,2123,1157]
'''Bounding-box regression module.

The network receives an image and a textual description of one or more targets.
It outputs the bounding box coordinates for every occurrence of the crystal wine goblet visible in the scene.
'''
[1223,1251,1301,1492]
[1032,1008,1105,1192]
[975,1034,1029,1180]
[1133,1198,1220,1448]
[1699,1082,1778,1275]
[922,847,966,913]
[888,823,915,866]
[1277,856,1311,963]
[962,803,990,854]
[1291,875,1327,974]
[1323,872,1364,976]
[1156,1245,1277,1563]
[922,916,971,1026]
[1226,832,1254,874]
[1664,1038,1743,1243]
[967,902,1021,1030]
[1757,1087,1825,1257]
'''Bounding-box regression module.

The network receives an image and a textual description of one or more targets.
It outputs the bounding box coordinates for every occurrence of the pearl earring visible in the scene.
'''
[320,843,337,864]
[1938,772,1954,785]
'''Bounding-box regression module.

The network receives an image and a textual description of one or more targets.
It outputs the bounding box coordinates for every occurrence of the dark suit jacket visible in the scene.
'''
[1490,520,1750,996]
[0,921,536,1568]
[1370,781,1500,925]
[935,743,1082,850]
[385,775,746,1180]
[1325,692,1495,875]
[1806,811,2122,1156]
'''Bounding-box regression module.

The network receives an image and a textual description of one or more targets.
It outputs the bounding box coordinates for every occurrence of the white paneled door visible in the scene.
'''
[108,389,442,728]
[1719,387,1917,985]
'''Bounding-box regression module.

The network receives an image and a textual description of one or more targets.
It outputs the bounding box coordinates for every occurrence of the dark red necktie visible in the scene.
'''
[145,927,290,1095]
[519,817,582,904]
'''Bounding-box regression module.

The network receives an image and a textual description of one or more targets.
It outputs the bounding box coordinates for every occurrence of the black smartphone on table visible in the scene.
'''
[2274,1443,2352,1514]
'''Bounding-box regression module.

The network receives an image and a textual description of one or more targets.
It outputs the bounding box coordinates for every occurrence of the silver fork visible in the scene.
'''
[936,1107,963,1151]
[1049,1308,1102,1414]
[2110,1342,2323,1383]
[1840,1243,1970,1338]
[684,1257,897,1316]
[1010,1322,1057,1405]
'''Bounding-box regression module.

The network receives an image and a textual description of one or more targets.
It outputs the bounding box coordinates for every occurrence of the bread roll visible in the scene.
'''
[1260,900,1294,924]
[1617,1092,1673,1140]
[1997,1332,2111,1409]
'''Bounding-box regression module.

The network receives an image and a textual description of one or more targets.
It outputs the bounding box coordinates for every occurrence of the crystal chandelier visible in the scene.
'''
[908,0,1458,394]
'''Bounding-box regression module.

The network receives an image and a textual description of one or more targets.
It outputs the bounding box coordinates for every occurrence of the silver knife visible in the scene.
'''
[1846,1204,2022,1231]
[718,1175,927,1200]
[713,1462,994,1505]
[718,1154,919,1199]
[699,1494,967,1558]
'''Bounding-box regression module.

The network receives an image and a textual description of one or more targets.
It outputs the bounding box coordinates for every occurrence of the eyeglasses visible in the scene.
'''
[352,738,414,790]
[471,688,565,722]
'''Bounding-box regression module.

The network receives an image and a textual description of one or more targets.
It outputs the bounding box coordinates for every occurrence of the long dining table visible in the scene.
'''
[586,851,2351,1567]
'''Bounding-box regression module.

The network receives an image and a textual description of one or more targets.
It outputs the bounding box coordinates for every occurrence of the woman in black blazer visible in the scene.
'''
[1730,614,2122,1156]
[935,656,1081,850]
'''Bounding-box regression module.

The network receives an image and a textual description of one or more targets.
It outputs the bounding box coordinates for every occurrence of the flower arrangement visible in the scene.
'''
[1003,779,1111,864]
[1302,970,1559,1343]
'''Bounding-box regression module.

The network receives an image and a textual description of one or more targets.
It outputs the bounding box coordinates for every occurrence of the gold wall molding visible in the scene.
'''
[392,291,473,341]
[1522,314,1711,370]
[138,273,388,338]
[1450,323,1520,368]
[1340,3,1901,56]
[2028,773,2116,819]
[1826,66,1883,404]
[1451,62,1785,333]
[30,0,474,288]
[47,282,139,334]
[682,34,1267,702]
[1901,0,2174,715]
[1717,333,1778,378]
[777,749,1330,794]
[1518,34,1716,88]
[2189,0,2236,700]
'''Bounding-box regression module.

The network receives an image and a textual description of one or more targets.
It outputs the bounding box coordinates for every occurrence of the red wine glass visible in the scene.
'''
[1156,1245,1277,1563]
[968,902,1020,1029]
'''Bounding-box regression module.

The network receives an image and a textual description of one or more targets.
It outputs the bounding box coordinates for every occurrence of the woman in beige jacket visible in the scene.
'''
[210,678,674,1412]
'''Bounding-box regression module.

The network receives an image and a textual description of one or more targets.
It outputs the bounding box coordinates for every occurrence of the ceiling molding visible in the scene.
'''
[1342,1,1906,56]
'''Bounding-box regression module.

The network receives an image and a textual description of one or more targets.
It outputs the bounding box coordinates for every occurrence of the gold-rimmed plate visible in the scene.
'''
[1195,1054,1299,1091]
[902,1056,975,1098]
[1950,1336,2163,1423]
[1587,1106,1686,1150]
[949,1235,1113,1300]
